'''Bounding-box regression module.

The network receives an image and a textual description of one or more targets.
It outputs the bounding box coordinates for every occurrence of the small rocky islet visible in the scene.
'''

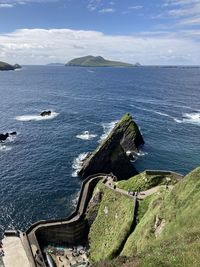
[78,113,144,179]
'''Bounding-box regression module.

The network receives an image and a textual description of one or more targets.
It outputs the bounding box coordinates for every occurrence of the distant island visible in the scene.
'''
[47,63,64,66]
[0,61,21,71]
[65,55,139,67]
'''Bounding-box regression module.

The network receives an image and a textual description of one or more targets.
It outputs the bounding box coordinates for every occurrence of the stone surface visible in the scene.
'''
[2,236,31,267]
[78,113,144,180]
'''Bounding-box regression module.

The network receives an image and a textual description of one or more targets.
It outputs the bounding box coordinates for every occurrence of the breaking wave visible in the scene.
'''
[174,112,200,126]
[72,152,89,177]
[0,145,12,152]
[128,149,148,162]
[76,131,97,140]
[15,111,59,122]
[99,120,118,143]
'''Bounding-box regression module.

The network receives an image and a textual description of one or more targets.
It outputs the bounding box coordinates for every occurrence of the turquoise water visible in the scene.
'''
[0,66,199,236]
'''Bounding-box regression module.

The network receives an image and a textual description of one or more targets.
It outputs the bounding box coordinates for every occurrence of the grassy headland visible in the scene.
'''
[88,167,200,267]
[65,56,136,67]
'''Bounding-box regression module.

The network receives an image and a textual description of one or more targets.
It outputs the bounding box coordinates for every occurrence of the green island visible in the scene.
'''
[65,55,139,67]
[0,61,21,71]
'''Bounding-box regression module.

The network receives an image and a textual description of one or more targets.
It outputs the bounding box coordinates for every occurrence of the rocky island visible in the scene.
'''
[78,113,145,179]
[65,55,136,67]
[0,61,21,71]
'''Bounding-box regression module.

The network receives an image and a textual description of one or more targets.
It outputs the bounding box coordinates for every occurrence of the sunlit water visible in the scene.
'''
[0,66,199,236]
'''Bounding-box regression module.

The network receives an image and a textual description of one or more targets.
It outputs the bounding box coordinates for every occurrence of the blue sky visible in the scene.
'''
[0,0,200,64]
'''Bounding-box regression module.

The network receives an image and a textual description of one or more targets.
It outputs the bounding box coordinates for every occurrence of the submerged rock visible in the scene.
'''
[78,113,144,180]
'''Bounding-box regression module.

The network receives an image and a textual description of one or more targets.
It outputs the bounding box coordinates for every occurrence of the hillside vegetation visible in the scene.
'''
[65,56,134,67]
[117,171,177,192]
[88,182,134,262]
[90,167,200,267]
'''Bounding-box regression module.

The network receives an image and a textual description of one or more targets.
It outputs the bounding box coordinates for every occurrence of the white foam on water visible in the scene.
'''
[87,70,95,73]
[76,131,97,140]
[129,150,148,162]
[174,112,200,126]
[72,152,89,177]
[7,134,17,142]
[136,150,148,157]
[15,111,59,122]
[99,120,118,143]
[154,111,174,119]
[0,145,12,152]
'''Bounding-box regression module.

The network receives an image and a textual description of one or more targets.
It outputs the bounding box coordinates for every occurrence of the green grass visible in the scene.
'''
[93,167,200,267]
[136,195,154,223]
[88,182,134,262]
[120,167,200,267]
[117,171,177,192]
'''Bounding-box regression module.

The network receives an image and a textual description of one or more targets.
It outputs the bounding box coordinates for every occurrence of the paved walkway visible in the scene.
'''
[2,235,31,267]
[104,177,173,200]
[138,185,173,200]
[104,177,134,198]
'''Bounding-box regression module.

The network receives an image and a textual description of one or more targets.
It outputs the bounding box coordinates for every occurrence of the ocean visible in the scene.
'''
[0,66,199,236]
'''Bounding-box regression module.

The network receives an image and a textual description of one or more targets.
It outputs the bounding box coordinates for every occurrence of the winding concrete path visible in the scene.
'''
[137,185,174,200]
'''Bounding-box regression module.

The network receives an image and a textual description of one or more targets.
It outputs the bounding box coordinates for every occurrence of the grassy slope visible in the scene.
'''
[121,167,200,267]
[88,183,134,262]
[66,56,133,67]
[117,171,177,192]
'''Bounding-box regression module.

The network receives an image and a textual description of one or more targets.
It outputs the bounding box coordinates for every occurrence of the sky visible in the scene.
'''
[0,0,200,65]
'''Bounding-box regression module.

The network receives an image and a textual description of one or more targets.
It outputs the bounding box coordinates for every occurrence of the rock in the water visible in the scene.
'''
[78,113,144,180]
[0,133,9,142]
[40,110,51,116]
[9,131,17,135]
[13,64,21,69]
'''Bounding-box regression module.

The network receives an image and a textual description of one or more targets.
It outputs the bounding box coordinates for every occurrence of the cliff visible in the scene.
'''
[65,56,135,67]
[0,61,21,71]
[78,113,144,180]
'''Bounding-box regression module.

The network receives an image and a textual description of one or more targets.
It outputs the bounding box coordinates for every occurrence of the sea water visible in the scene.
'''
[0,65,199,236]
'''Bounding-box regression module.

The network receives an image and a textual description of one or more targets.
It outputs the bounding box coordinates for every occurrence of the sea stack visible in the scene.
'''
[78,113,144,180]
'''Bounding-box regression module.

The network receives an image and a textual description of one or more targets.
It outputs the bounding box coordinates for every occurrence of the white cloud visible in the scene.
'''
[164,0,200,25]
[0,3,14,7]
[180,16,200,24]
[128,5,143,10]
[0,28,199,65]
[99,7,115,13]
[87,0,102,11]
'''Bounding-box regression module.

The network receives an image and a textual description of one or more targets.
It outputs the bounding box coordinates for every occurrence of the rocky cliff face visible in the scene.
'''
[78,113,144,180]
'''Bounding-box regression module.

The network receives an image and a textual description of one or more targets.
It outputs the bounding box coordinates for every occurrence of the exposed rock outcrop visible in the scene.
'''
[40,110,51,116]
[0,61,21,71]
[78,113,144,180]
